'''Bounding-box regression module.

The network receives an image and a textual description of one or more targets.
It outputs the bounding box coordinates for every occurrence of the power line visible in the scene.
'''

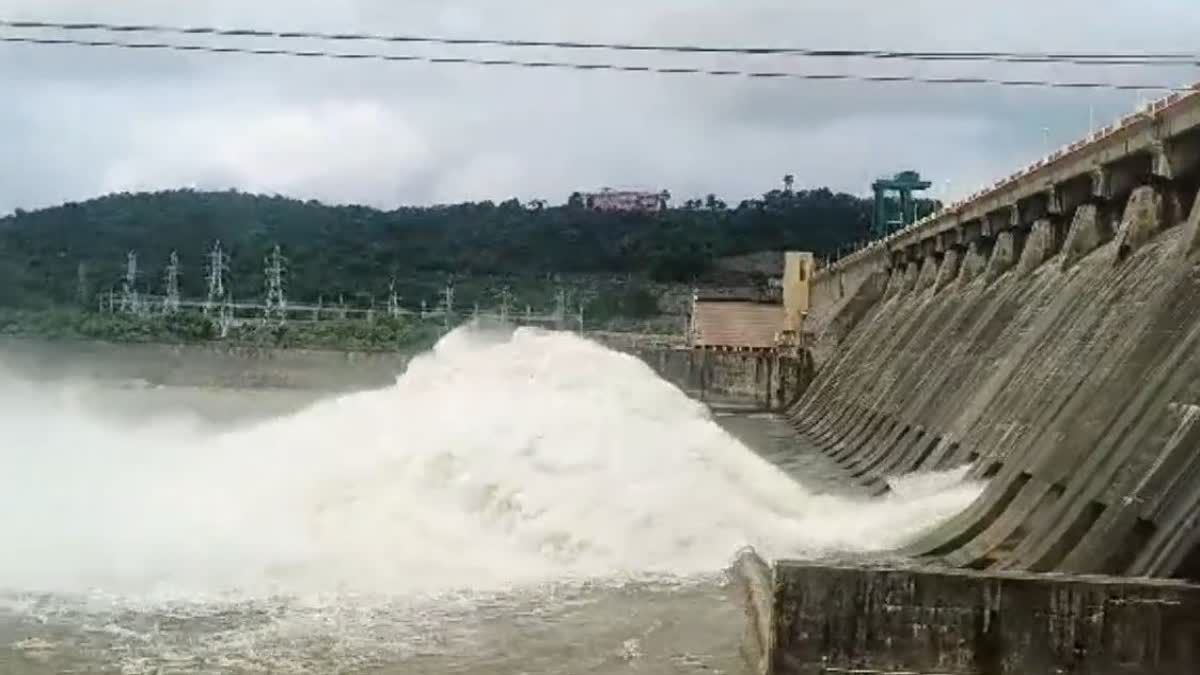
[0,34,1190,93]
[2,18,1198,67]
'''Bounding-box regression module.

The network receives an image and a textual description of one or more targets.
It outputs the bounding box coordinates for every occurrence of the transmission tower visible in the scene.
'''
[442,282,455,329]
[554,287,567,326]
[162,251,181,314]
[263,244,287,324]
[387,278,401,318]
[204,241,228,316]
[76,261,89,307]
[119,251,142,315]
[498,287,513,323]
[219,292,234,337]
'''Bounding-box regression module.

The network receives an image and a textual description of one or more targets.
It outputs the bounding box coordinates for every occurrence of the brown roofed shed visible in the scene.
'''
[691,300,782,350]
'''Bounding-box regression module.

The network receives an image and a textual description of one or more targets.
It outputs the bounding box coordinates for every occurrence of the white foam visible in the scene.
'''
[0,326,983,599]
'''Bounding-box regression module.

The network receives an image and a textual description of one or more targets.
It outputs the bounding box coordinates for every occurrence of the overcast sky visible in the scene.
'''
[2,0,1198,214]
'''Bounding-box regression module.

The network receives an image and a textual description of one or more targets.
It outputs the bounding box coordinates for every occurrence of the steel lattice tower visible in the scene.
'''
[204,241,228,316]
[498,287,512,323]
[387,279,401,318]
[162,251,181,314]
[119,251,141,315]
[442,282,455,329]
[263,245,287,324]
[554,287,567,326]
[76,261,89,307]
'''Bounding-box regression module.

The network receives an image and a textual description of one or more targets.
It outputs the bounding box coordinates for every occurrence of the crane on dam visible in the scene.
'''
[871,170,932,238]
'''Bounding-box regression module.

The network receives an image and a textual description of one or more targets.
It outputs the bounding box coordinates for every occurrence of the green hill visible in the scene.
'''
[0,185,887,311]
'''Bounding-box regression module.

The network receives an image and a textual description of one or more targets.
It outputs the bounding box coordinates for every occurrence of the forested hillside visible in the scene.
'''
[0,184,920,310]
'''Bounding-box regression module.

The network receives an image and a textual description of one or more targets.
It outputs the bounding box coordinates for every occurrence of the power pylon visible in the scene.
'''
[263,245,287,324]
[162,251,181,314]
[119,251,142,315]
[387,279,401,318]
[204,241,228,316]
[76,261,89,307]
[442,282,455,329]
[498,287,512,323]
[554,287,567,327]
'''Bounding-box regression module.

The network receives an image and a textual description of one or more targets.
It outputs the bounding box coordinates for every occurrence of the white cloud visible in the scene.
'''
[98,100,431,207]
[1,0,1198,213]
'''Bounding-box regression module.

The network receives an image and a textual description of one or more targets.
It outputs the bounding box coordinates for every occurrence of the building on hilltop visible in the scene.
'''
[582,188,670,213]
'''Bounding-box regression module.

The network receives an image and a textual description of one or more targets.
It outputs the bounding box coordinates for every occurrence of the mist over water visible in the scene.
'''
[0,327,979,597]
[0,326,983,672]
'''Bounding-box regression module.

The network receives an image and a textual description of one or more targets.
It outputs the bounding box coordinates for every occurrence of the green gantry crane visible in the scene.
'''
[872,170,932,238]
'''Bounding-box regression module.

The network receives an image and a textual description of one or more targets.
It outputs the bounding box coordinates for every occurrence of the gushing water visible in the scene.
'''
[0,326,983,672]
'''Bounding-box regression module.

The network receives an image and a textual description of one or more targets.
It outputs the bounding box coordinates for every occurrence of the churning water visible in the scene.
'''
[0,327,983,673]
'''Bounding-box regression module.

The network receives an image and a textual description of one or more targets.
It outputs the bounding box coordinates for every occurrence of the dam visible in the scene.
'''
[721,87,1200,674]
[5,89,1200,670]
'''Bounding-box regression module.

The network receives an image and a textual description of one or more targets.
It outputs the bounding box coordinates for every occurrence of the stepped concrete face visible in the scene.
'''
[754,89,1200,673]
[798,89,1200,580]
[915,255,939,291]
[797,180,1200,579]
[934,247,962,291]
[985,229,1019,280]
[1181,189,1200,260]
[1115,185,1166,257]
[1018,218,1059,274]
[1061,203,1112,268]
[958,240,989,283]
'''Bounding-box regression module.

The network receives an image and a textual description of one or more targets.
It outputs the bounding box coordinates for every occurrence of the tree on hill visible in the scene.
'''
[0,184,895,309]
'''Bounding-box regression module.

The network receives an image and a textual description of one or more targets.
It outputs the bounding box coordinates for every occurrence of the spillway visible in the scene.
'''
[740,88,1200,675]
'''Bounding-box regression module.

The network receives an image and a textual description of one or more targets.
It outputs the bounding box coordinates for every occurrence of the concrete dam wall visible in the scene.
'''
[588,336,812,410]
[792,91,1200,581]
[742,90,1200,674]
[733,554,1200,675]
[793,182,1200,581]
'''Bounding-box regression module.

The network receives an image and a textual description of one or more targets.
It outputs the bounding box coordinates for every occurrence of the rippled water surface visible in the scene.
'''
[1,578,748,674]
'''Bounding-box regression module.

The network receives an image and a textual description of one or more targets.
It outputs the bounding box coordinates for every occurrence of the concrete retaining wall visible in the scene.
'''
[737,555,1200,675]
[0,332,812,405]
[808,247,891,366]
[606,342,812,410]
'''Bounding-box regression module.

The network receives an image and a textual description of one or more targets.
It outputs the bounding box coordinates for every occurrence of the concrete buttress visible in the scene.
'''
[765,88,1200,675]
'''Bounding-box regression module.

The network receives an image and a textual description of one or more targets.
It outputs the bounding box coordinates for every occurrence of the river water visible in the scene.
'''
[0,327,982,674]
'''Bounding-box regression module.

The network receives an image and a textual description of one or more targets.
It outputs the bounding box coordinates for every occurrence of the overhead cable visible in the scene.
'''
[2,18,1198,67]
[1,34,1191,93]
